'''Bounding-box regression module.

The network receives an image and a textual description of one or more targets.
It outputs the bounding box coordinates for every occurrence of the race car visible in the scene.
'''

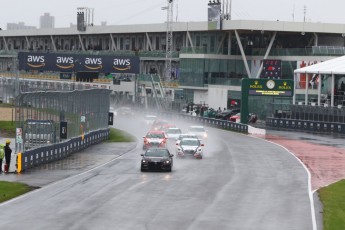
[176,137,204,159]
[144,115,157,125]
[141,148,174,172]
[175,133,199,146]
[165,127,182,139]
[151,119,169,131]
[143,130,167,150]
[188,125,208,140]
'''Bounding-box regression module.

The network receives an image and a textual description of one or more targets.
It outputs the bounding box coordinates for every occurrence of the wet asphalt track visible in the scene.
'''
[0,114,316,230]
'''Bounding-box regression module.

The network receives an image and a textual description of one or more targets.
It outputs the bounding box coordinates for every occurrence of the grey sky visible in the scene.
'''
[0,0,344,29]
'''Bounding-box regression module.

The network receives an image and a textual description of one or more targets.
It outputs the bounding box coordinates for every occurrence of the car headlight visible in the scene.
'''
[165,160,170,164]
[197,148,202,152]
[177,148,182,151]
[142,159,147,163]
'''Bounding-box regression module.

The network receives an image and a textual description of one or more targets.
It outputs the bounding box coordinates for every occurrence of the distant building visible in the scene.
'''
[40,13,55,29]
[7,22,36,30]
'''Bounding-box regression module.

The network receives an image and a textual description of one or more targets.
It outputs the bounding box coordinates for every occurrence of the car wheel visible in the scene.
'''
[141,166,145,172]
[167,166,172,172]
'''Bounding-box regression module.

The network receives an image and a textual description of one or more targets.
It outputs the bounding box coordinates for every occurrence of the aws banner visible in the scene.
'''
[18,52,140,74]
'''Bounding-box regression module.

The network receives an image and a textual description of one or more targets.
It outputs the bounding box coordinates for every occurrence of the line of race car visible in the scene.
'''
[140,115,208,172]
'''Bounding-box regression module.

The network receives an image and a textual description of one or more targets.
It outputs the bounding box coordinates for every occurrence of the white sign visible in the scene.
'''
[16,128,22,144]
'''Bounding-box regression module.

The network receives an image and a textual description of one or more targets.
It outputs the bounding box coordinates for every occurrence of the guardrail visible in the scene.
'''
[266,117,345,135]
[157,112,249,134]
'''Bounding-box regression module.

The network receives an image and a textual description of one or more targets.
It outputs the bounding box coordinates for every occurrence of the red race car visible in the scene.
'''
[143,130,167,150]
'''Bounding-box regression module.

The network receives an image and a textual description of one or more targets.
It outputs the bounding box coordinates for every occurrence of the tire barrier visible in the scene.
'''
[266,117,345,135]
[17,128,110,172]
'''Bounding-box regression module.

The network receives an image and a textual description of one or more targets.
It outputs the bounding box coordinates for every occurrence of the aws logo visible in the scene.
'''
[26,55,45,68]
[56,56,74,69]
[84,57,103,70]
[113,59,131,71]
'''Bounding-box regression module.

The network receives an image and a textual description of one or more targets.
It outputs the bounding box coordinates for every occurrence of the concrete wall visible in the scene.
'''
[208,85,229,110]
[193,90,208,105]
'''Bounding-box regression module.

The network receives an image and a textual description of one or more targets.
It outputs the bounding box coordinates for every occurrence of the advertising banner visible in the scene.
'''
[18,52,140,74]
[243,79,294,97]
[108,112,114,126]
[208,3,221,30]
[60,121,68,139]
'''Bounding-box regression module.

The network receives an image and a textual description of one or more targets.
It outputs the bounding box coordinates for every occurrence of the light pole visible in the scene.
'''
[162,0,173,81]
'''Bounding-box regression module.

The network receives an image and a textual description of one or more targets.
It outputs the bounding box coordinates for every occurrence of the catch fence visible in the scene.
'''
[15,89,111,152]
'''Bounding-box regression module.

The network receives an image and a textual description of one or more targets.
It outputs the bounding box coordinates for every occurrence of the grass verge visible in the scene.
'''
[0,181,37,203]
[318,179,345,230]
[0,121,16,137]
[108,127,136,142]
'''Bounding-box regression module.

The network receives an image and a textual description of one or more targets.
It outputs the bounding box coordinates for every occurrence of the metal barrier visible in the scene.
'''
[266,117,345,134]
[157,112,248,134]
[17,128,110,172]
[290,104,345,123]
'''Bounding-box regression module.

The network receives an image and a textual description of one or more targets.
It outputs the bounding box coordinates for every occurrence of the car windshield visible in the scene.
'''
[167,129,181,134]
[145,116,156,120]
[145,149,170,157]
[180,139,200,146]
[178,134,197,140]
[146,133,165,138]
[189,127,205,132]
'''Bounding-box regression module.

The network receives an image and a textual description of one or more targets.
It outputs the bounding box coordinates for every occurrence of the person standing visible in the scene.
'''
[4,140,12,173]
[0,143,4,173]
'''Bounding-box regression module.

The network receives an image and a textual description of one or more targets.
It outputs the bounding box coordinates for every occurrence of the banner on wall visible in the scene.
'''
[18,52,140,74]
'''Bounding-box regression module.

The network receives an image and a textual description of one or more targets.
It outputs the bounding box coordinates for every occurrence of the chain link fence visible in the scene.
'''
[15,89,110,151]
[0,77,16,103]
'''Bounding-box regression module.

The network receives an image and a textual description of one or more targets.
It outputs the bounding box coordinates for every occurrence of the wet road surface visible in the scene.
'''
[0,116,317,230]
[257,130,345,191]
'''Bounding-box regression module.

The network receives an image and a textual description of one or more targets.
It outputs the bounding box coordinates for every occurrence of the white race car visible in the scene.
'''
[188,125,208,140]
[165,127,182,139]
[144,115,157,125]
[176,137,204,159]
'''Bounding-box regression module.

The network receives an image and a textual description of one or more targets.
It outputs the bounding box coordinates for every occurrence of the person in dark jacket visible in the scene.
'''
[4,140,12,173]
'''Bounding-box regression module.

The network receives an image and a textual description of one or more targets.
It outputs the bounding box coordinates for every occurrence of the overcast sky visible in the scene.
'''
[1,0,345,29]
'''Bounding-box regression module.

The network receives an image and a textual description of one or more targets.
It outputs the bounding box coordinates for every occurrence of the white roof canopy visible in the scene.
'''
[294,55,345,75]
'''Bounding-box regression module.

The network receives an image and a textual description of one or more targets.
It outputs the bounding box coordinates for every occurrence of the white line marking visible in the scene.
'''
[250,135,318,230]
[0,143,138,207]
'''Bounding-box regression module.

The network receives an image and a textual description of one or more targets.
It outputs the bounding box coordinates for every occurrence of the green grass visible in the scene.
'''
[318,179,345,230]
[0,120,16,137]
[107,127,136,142]
[0,181,36,203]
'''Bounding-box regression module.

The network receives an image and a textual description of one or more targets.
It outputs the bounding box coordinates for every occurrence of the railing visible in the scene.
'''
[270,104,345,123]
[0,49,180,58]
[267,103,345,133]
[180,46,345,56]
